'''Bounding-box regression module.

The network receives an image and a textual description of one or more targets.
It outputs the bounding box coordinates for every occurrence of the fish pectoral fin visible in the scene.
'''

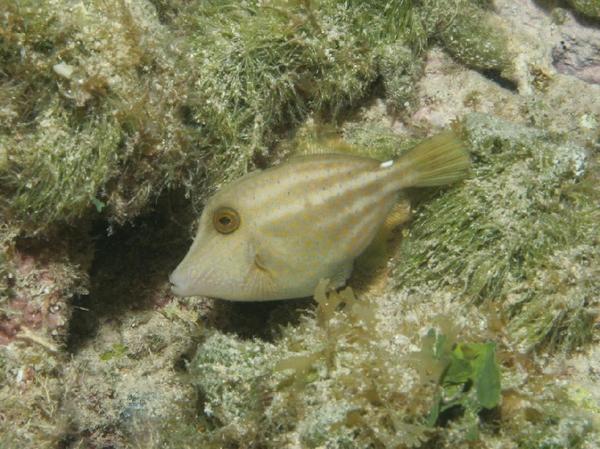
[243,247,277,298]
[253,253,272,276]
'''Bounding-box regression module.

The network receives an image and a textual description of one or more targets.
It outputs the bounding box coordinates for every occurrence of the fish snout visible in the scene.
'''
[169,268,192,297]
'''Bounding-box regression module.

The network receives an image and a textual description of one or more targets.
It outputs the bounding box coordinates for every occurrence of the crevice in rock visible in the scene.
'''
[66,190,194,354]
[481,69,519,92]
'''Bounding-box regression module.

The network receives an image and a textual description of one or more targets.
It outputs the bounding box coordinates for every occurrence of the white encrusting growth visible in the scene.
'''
[380,160,394,168]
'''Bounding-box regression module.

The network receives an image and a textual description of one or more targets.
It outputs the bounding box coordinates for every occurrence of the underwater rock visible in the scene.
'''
[552,28,600,84]
[1,1,598,448]
[393,113,596,353]
[64,307,200,448]
[567,0,600,19]
[174,113,597,449]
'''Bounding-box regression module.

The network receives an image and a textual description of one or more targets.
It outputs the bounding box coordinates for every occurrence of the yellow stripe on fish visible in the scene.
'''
[170,131,470,301]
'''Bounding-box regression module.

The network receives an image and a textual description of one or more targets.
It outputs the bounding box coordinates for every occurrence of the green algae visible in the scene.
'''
[0,0,197,234]
[393,113,598,353]
[0,0,515,235]
[426,335,501,425]
[181,0,379,191]
[179,0,433,196]
[165,284,503,449]
[567,0,600,18]
[99,342,128,361]
[5,112,122,229]
[0,1,598,448]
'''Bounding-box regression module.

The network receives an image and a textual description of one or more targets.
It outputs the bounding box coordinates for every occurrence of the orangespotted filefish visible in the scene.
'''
[169,131,470,301]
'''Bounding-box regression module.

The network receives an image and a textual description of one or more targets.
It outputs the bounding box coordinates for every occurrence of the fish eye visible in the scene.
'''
[213,207,240,234]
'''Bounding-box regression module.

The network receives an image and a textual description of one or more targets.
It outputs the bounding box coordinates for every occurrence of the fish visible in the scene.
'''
[169,131,470,301]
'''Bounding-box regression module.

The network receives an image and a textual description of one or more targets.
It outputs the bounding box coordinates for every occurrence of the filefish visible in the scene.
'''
[169,131,470,301]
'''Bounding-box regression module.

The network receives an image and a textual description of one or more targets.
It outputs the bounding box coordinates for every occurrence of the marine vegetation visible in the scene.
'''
[142,113,598,449]
[0,1,598,448]
[1,0,516,236]
[566,0,600,18]
[394,113,598,353]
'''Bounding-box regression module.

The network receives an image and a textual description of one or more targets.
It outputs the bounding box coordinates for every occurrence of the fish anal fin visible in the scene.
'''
[318,137,357,154]
[329,261,354,289]
[371,198,411,255]
[382,198,412,234]
[354,198,411,286]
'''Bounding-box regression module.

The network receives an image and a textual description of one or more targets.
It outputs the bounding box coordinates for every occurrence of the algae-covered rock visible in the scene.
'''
[181,286,473,449]
[0,0,518,236]
[433,2,513,74]
[0,345,67,449]
[1,1,599,448]
[64,306,200,448]
[179,0,381,194]
[190,333,277,442]
[181,271,597,449]
[175,113,597,448]
[379,43,425,112]
[1,0,196,233]
[393,113,597,352]
[567,0,600,18]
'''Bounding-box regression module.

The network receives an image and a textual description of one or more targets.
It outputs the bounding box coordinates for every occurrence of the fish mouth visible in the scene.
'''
[169,283,185,297]
[169,271,191,297]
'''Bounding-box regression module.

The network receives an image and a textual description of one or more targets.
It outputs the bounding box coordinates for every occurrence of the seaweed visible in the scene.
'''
[566,0,600,18]
[1,1,598,448]
[392,113,598,353]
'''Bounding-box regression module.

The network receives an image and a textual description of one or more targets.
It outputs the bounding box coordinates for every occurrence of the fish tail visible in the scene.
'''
[391,131,470,188]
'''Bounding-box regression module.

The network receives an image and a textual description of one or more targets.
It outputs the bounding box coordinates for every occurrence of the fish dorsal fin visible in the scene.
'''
[287,152,378,166]
[295,136,359,156]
